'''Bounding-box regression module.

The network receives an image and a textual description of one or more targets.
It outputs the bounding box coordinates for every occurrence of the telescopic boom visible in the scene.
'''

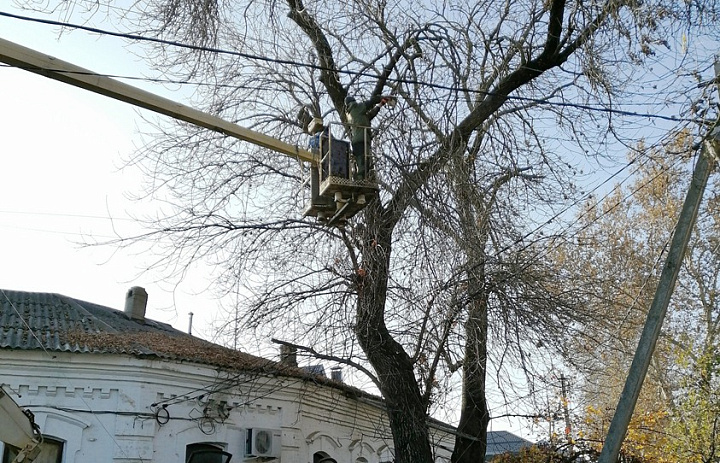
[0,37,316,165]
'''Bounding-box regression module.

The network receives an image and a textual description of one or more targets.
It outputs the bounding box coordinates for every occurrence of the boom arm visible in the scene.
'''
[0,37,316,165]
[0,387,41,462]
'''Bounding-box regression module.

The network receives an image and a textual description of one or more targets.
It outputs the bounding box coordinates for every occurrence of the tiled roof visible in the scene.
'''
[0,289,276,372]
[0,288,391,408]
[486,430,533,456]
[302,364,326,376]
[0,289,179,351]
[1,290,532,451]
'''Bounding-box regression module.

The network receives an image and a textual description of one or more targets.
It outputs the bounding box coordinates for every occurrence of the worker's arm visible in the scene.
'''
[365,95,393,120]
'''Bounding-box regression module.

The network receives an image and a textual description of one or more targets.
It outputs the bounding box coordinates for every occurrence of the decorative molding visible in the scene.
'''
[348,439,376,454]
[30,407,91,429]
[113,436,154,460]
[376,444,394,456]
[240,403,282,415]
[17,384,114,399]
[305,431,342,449]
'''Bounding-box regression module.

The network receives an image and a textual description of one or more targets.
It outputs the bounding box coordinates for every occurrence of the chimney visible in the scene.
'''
[330,366,343,383]
[124,286,148,322]
[279,345,298,367]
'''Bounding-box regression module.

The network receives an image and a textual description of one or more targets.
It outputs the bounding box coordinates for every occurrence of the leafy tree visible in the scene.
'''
[19,0,719,461]
[664,170,720,463]
[555,132,720,462]
[491,445,570,463]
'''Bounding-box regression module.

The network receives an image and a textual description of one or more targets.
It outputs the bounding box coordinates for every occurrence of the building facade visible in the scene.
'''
[0,288,455,463]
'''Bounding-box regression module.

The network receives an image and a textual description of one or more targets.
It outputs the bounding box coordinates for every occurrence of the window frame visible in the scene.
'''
[2,436,64,463]
[185,442,232,463]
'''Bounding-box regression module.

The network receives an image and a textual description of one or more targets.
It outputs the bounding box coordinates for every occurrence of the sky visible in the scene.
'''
[0,9,220,337]
[7,3,713,440]
[0,7,546,437]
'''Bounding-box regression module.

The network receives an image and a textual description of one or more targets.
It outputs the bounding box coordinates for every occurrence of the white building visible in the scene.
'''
[0,288,456,463]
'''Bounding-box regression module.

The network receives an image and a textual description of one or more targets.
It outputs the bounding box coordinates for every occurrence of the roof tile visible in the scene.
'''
[0,289,327,377]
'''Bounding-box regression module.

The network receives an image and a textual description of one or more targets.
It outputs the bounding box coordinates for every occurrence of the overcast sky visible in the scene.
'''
[0,7,540,435]
[9,3,710,438]
[0,8,224,338]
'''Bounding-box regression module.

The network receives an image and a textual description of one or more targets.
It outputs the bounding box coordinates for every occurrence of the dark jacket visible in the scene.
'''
[345,95,384,143]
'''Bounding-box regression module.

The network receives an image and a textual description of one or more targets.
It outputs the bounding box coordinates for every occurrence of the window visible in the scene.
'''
[186,443,232,463]
[313,451,338,463]
[3,436,63,463]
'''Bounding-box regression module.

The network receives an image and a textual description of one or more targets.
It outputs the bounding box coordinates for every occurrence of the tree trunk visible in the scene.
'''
[354,212,434,463]
[452,265,491,462]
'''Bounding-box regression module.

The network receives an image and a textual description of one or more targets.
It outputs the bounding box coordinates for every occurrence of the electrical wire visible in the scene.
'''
[0,10,707,126]
[519,139,693,270]
[0,6,709,253]
[0,210,134,221]
[0,288,355,459]
[0,7,715,453]
[0,290,135,459]
[0,61,293,94]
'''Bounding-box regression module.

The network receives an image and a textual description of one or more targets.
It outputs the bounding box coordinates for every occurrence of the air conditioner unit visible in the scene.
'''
[245,428,281,458]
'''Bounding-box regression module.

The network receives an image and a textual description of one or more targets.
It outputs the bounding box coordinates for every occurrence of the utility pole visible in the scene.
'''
[548,399,555,445]
[560,374,572,442]
[598,60,720,463]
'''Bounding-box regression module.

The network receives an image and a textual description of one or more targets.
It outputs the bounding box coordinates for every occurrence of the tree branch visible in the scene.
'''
[270,338,380,389]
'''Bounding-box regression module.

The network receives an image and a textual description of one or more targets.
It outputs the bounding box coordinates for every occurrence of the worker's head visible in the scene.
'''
[344,96,356,106]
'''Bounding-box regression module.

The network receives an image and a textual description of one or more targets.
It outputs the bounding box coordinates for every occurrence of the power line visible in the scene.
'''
[0,209,131,239]
[0,209,133,221]
[0,61,293,94]
[0,8,712,441]
[0,10,707,125]
[0,223,118,239]
[0,289,134,460]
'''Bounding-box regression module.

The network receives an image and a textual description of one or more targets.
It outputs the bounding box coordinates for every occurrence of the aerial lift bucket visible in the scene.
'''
[302,124,377,226]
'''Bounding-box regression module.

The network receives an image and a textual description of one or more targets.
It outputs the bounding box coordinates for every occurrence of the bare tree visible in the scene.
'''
[20,0,719,461]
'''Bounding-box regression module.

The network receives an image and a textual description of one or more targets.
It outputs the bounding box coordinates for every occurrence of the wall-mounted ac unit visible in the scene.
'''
[245,428,281,458]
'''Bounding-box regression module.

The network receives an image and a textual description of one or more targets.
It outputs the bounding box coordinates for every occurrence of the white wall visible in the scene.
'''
[0,350,455,462]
